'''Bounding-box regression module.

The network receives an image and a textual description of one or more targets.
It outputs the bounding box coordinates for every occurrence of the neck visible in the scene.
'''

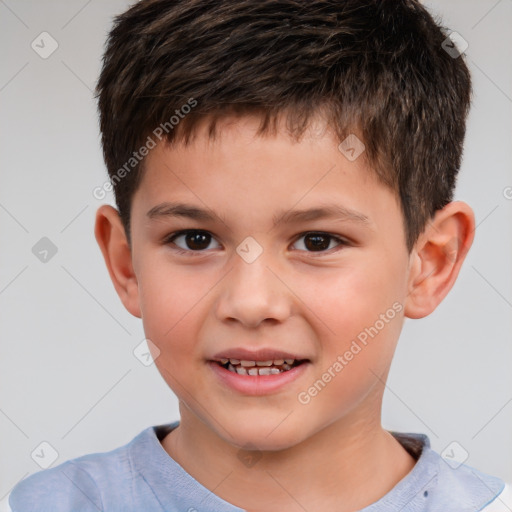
[162,405,417,512]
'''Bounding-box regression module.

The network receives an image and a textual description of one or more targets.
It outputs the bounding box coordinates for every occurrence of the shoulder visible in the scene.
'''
[9,459,104,512]
[390,432,507,512]
[428,448,506,511]
[481,483,512,511]
[8,429,146,512]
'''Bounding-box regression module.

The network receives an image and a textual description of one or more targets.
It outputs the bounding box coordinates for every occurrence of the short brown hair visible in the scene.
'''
[96,0,472,251]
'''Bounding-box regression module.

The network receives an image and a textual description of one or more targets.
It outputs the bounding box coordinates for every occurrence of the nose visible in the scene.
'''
[214,247,293,329]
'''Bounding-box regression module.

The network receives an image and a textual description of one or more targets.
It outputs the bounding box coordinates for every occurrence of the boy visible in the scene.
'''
[9,0,511,510]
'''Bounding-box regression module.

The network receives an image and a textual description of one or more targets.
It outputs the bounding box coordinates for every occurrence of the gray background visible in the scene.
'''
[1,0,511,507]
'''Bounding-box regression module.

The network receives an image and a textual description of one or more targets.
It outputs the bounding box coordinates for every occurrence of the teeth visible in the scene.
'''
[222,357,300,375]
[256,360,273,366]
[226,358,295,367]
[234,366,285,376]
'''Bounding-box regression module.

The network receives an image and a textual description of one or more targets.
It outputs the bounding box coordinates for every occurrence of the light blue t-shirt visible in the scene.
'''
[9,421,506,512]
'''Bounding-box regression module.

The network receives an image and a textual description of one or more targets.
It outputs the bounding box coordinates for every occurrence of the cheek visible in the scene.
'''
[297,268,404,416]
[295,259,406,398]
[300,262,404,337]
[136,263,210,365]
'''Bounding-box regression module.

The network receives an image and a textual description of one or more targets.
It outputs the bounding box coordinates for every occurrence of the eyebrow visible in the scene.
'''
[146,201,369,227]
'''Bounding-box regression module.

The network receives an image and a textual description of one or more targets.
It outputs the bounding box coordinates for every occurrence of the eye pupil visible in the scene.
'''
[305,234,330,251]
[186,232,210,250]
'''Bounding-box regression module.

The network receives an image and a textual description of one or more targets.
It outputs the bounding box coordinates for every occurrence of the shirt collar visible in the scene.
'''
[130,421,245,511]
[130,423,437,512]
[361,431,438,512]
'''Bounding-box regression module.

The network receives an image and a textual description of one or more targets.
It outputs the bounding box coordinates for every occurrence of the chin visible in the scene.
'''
[214,410,313,452]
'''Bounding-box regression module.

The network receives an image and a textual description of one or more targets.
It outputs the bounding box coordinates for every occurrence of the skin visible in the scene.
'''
[95,114,475,512]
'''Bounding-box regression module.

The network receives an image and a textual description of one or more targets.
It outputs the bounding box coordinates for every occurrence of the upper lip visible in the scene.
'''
[210,348,310,362]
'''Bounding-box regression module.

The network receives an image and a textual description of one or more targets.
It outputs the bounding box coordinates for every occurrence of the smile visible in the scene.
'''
[219,358,303,376]
[209,353,311,395]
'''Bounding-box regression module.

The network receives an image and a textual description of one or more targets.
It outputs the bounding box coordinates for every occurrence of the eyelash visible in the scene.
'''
[162,230,350,257]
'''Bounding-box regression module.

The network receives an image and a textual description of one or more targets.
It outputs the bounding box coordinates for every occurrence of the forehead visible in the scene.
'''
[132,114,400,234]
[140,113,374,186]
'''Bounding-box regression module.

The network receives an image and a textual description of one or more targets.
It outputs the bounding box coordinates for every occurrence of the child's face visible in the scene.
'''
[129,115,413,449]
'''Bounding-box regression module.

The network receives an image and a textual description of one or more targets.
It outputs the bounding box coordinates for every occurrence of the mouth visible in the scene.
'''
[208,349,311,394]
[215,357,307,376]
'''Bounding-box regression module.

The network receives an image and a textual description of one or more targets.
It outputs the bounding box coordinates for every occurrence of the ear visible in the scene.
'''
[404,201,475,319]
[94,205,142,318]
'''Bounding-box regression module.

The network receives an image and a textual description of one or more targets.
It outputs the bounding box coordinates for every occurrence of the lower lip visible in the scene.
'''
[208,361,310,395]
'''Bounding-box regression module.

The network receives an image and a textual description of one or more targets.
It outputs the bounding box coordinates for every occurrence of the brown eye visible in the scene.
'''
[167,230,220,252]
[292,232,347,253]
[183,232,211,250]
[304,233,331,251]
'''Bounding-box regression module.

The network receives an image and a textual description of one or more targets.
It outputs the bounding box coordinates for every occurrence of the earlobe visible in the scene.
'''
[94,205,142,318]
[404,201,475,319]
